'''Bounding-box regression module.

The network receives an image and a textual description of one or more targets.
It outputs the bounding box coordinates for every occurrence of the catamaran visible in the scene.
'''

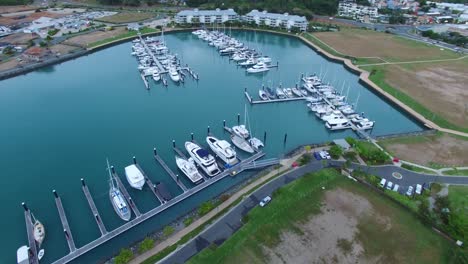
[185,141,221,177]
[175,156,203,184]
[108,159,131,221]
[124,164,145,190]
[206,136,238,166]
[231,134,254,153]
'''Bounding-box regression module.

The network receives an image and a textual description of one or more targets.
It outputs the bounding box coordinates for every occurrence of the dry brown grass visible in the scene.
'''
[0,11,64,26]
[49,44,79,55]
[1,33,37,45]
[380,133,468,167]
[96,12,154,24]
[0,5,37,14]
[64,27,127,47]
[313,28,459,62]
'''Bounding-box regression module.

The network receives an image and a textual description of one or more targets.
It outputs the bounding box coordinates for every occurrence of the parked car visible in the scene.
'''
[406,186,414,196]
[393,184,399,192]
[415,184,423,195]
[386,181,393,190]
[319,150,331,160]
[313,151,322,160]
[379,178,387,188]
[259,196,272,207]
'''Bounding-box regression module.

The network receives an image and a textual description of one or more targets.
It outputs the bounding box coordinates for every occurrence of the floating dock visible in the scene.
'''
[140,73,149,90]
[81,179,107,236]
[153,149,189,192]
[244,91,306,104]
[111,169,142,218]
[53,190,77,252]
[22,204,39,264]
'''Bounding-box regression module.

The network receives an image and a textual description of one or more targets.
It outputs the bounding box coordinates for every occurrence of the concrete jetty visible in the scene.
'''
[153,151,189,192]
[22,203,39,264]
[81,179,107,236]
[53,190,77,252]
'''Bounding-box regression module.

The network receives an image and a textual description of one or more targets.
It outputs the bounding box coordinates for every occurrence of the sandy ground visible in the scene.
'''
[0,11,65,26]
[382,133,468,167]
[384,60,468,127]
[0,5,37,14]
[263,189,380,264]
[0,58,20,71]
[1,33,37,45]
[49,44,79,55]
[314,28,458,61]
[64,27,127,47]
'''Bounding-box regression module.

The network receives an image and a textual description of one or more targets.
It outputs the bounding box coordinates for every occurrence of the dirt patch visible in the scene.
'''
[49,44,78,55]
[382,133,468,167]
[0,58,20,71]
[384,60,468,127]
[64,27,127,47]
[314,28,458,61]
[0,5,37,14]
[263,189,377,264]
[1,33,37,45]
[0,11,65,26]
[96,12,155,24]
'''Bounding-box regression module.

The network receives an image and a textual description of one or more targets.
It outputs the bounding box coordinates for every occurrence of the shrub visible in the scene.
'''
[343,151,358,162]
[138,237,155,253]
[163,226,175,238]
[198,201,214,216]
[183,217,194,227]
[115,248,133,264]
[297,153,311,165]
[328,145,343,159]
[219,194,230,202]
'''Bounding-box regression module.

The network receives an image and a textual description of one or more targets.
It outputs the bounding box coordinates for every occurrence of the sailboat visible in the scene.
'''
[107,159,131,221]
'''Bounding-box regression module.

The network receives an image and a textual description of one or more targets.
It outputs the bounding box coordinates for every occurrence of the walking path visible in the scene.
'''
[298,33,468,139]
[358,55,468,67]
[128,152,302,264]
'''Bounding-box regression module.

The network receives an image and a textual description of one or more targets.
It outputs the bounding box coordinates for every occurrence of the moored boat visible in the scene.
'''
[259,89,269,100]
[108,159,131,221]
[185,141,221,177]
[206,136,238,166]
[33,218,45,248]
[230,134,254,153]
[175,156,203,184]
[124,164,145,190]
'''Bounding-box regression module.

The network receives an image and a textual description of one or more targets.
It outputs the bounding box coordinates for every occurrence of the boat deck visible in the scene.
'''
[81,180,108,236]
[54,191,77,252]
[112,171,142,218]
[244,91,306,104]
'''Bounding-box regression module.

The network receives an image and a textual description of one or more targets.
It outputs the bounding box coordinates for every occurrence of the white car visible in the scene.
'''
[393,184,399,192]
[386,181,393,190]
[406,186,414,196]
[319,150,331,160]
[259,196,272,207]
[379,178,386,188]
[415,184,423,195]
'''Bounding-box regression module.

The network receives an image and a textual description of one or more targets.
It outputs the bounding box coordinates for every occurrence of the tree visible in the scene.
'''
[328,145,343,159]
[114,248,133,264]
[163,226,175,237]
[138,237,155,253]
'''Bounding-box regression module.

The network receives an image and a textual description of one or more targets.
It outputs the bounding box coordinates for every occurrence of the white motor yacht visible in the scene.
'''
[283,88,294,98]
[325,118,352,130]
[206,136,238,166]
[300,89,308,96]
[152,72,161,82]
[124,164,145,190]
[175,156,203,184]
[231,134,254,153]
[257,56,272,63]
[239,58,257,67]
[246,62,269,73]
[185,141,220,177]
[321,111,344,122]
[356,120,374,130]
[232,124,249,139]
[292,87,302,97]
[169,67,180,82]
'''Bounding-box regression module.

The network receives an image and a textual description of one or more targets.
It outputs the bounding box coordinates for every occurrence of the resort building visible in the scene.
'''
[338,1,379,22]
[243,10,308,31]
[175,9,239,24]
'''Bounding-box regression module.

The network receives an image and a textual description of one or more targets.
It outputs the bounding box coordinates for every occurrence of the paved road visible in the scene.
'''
[158,160,467,264]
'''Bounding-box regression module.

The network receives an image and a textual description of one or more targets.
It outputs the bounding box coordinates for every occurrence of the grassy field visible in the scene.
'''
[88,27,158,48]
[313,28,459,62]
[448,186,468,242]
[96,12,155,24]
[379,132,468,167]
[443,169,468,176]
[188,169,461,263]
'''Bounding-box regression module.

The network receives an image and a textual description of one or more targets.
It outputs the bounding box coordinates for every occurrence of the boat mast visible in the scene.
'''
[106,158,115,189]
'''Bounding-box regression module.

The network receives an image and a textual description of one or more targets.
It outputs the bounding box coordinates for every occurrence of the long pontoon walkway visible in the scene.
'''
[51,151,268,264]
[81,179,108,236]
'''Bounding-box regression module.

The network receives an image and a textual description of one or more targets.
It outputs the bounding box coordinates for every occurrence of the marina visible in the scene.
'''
[132,158,165,204]
[153,148,189,192]
[2,30,425,263]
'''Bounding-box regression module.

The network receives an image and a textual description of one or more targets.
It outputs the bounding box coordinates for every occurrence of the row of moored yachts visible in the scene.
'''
[108,123,263,222]
[193,29,274,73]
[131,37,182,83]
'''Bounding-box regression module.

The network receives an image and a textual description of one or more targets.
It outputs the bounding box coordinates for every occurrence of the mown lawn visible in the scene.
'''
[89,27,158,48]
[96,12,155,24]
[443,169,468,176]
[188,169,462,264]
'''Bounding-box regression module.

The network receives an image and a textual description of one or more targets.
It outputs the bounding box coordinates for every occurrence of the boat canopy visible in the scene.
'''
[196,148,210,158]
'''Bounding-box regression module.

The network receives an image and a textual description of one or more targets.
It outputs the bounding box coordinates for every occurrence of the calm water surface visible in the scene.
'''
[0,31,423,263]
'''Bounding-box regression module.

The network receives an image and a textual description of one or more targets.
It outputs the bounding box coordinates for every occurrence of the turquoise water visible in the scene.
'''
[0,30,423,263]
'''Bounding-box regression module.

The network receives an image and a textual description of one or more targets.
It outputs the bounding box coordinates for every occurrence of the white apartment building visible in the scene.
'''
[243,10,308,31]
[175,8,239,24]
[338,2,379,22]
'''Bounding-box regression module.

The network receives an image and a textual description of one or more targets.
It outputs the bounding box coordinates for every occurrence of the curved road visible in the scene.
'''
[158,160,467,264]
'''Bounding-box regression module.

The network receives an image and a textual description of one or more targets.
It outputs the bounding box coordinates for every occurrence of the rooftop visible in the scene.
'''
[177,8,238,16]
[245,10,307,22]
